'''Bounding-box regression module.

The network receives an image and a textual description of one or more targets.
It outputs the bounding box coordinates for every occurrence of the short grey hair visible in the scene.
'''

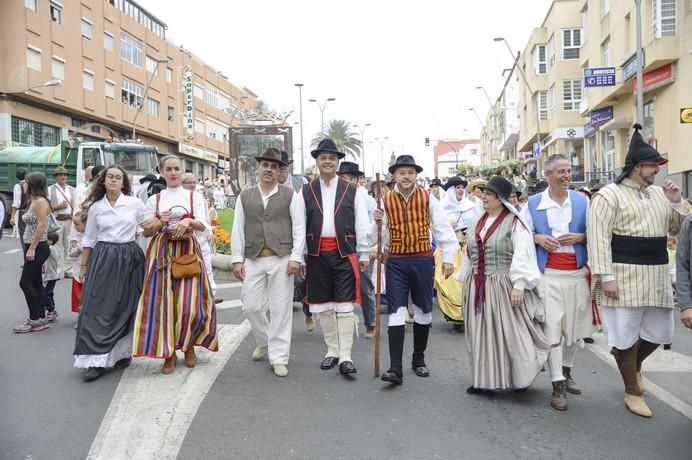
[158,154,181,170]
[544,154,570,172]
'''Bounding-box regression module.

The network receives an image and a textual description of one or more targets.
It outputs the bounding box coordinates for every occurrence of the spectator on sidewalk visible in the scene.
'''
[43,232,62,322]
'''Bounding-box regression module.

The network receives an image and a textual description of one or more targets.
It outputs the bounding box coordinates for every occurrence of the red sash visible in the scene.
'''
[319,237,338,252]
[546,252,578,270]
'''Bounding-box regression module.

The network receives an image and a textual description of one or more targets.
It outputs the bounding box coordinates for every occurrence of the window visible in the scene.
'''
[26,46,42,71]
[82,70,94,91]
[120,33,143,67]
[602,37,611,66]
[51,56,65,80]
[11,116,61,147]
[105,80,115,99]
[166,67,173,83]
[104,32,114,51]
[563,79,582,111]
[25,0,38,12]
[206,118,227,139]
[193,84,204,99]
[536,91,548,120]
[218,92,231,111]
[652,0,677,38]
[205,84,219,108]
[110,0,166,38]
[81,18,92,39]
[194,119,205,133]
[562,29,581,59]
[548,84,556,114]
[168,106,174,121]
[148,98,160,117]
[50,1,62,24]
[146,56,159,75]
[534,45,547,74]
[121,79,143,107]
[547,35,556,69]
[601,0,610,16]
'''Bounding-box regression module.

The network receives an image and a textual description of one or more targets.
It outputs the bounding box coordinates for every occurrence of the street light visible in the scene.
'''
[353,123,371,174]
[308,97,335,134]
[475,86,499,117]
[294,83,305,174]
[132,58,168,140]
[494,36,543,175]
[371,136,389,177]
[634,0,644,125]
[27,79,63,91]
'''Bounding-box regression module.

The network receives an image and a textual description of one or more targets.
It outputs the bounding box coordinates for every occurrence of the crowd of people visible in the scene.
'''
[7,124,692,419]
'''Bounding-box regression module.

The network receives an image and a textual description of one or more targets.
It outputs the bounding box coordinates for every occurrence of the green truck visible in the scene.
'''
[0,140,159,226]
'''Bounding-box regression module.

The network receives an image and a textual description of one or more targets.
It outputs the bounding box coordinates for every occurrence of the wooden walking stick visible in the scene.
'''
[374,173,383,377]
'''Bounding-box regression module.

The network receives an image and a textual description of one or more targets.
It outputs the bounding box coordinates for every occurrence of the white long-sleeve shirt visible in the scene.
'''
[230,184,306,264]
[294,178,371,262]
[83,194,150,247]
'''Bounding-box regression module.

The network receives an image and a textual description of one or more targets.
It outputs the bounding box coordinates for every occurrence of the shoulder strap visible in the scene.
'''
[156,193,161,218]
[189,191,194,216]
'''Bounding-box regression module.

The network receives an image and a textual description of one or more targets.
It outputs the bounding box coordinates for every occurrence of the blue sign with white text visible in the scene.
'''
[532,142,541,158]
[584,67,616,87]
[591,106,614,126]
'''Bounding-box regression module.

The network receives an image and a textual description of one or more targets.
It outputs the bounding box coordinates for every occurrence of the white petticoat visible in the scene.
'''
[73,333,132,369]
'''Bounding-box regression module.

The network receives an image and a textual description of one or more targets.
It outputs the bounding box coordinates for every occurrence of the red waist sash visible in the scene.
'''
[546,252,578,270]
[319,237,338,252]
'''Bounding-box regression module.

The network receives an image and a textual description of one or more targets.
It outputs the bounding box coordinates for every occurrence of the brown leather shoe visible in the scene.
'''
[551,381,568,411]
[162,354,177,374]
[562,367,582,395]
[184,348,197,368]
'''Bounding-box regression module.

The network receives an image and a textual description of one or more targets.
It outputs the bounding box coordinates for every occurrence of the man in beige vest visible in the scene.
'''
[231,148,305,377]
[48,166,75,277]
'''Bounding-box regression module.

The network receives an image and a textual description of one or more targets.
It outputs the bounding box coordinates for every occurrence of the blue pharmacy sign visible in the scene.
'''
[584,67,616,87]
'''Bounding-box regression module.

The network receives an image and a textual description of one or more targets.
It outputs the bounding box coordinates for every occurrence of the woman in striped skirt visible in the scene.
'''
[133,155,218,374]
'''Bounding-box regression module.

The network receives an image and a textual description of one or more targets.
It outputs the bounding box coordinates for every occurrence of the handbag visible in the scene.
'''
[170,238,201,279]
[47,212,61,234]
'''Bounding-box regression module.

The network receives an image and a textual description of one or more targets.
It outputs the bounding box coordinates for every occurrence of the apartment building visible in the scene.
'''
[579,0,692,190]
[433,139,481,178]
[479,66,521,165]
[0,0,258,180]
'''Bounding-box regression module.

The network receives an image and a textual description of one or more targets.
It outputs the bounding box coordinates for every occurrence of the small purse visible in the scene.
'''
[170,238,201,279]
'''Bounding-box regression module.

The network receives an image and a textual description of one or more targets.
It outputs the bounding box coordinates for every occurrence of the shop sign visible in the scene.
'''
[633,63,674,94]
[178,142,218,163]
[584,67,616,87]
[681,108,692,124]
[591,106,614,126]
[622,50,645,82]
[183,66,194,141]
[584,121,596,137]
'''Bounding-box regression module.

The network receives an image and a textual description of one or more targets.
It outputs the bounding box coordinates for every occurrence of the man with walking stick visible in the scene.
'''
[373,155,458,385]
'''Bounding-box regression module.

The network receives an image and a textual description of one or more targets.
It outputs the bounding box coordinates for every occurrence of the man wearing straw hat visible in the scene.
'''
[48,166,75,278]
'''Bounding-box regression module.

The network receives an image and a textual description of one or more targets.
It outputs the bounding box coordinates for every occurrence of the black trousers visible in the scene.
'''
[20,242,50,320]
[44,279,57,312]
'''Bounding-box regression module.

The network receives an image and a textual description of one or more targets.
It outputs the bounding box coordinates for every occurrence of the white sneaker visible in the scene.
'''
[273,364,288,377]
[252,346,268,361]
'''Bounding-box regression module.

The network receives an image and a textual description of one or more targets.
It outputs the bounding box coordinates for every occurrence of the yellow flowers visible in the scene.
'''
[213,227,231,255]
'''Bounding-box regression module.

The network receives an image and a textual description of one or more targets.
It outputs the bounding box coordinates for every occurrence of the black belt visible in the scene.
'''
[611,234,667,265]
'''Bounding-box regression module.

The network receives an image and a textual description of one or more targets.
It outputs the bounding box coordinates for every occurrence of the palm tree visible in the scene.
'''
[311,119,362,160]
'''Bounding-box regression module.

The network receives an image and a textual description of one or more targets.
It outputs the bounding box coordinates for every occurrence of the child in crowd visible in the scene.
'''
[69,211,87,318]
[43,232,61,322]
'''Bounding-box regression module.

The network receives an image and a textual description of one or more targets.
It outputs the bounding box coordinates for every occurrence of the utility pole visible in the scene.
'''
[294,83,305,174]
[634,0,644,125]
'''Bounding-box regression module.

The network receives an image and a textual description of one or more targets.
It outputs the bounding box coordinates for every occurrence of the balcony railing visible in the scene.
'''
[585,170,616,185]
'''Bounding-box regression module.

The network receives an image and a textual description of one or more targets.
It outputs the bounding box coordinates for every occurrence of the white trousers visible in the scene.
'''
[55,218,72,274]
[199,238,216,295]
[543,268,593,346]
[601,306,674,350]
[241,255,294,365]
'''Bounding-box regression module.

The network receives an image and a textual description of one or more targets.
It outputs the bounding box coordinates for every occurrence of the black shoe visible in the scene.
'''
[320,356,339,370]
[381,370,403,385]
[583,337,595,344]
[114,357,132,370]
[412,365,430,377]
[83,367,106,382]
[467,385,496,395]
[339,361,357,375]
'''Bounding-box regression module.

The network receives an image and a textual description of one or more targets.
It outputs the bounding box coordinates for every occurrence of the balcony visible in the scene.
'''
[585,170,616,186]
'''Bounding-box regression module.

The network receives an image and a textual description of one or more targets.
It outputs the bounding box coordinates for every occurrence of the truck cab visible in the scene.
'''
[78,142,159,185]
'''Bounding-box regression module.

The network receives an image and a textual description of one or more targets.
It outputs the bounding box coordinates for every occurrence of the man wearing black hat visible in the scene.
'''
[297,139,371,376]
[373,155,458,385]
[588,124,690,418]
[429,178,443,200]
[231,148,305,378]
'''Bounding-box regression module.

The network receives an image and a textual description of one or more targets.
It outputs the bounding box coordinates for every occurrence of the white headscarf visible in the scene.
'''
[441,186,482,230]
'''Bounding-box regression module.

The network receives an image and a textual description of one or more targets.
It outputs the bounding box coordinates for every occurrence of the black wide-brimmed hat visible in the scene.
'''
[616,124,668,183]
[388,154,423,174]
[479,176,513,202]
[53,166,70,176]
[311,138,345,159]
[139,173,158,184]
[337,161,364,177]
[280,150,294,165]
[442,175,468,191]
[255,148,287,167]
[429,178,443,187]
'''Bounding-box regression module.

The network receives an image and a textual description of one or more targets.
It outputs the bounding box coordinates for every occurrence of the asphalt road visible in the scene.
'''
[1,231,692,460]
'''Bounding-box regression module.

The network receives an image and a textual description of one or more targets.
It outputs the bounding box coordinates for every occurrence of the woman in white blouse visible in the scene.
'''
[132,155,218,375]
[459,176,550,394]
[74,166,153,381]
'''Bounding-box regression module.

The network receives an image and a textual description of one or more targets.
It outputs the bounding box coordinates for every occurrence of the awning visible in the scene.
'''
[601,118,632,130]
[500,133,519,153]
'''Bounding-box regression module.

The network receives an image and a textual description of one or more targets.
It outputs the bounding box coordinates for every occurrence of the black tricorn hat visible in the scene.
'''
[255,147,287,167]
[429,178,443,187]
[337,161,364,177]
[311,138,345,159]
[479,175,513,202]
[280,150,294,165]
[139,173,158,184]
[442,175,468,191]
[388,154,423,174]
[615,124,668,183]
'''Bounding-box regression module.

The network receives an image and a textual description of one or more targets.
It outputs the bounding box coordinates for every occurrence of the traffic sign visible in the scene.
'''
[532,142,541,158]
[584,67,616,87]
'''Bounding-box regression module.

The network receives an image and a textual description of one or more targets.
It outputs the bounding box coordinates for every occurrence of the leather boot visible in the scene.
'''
[562,366,581,395]
[319,311,339,363]
[336,312,357,374]
[382,325,405,385]
[550,381,568,411]
[612,345,652,418]
[184,348,197,368]
[162,354,177,375]
[412,322,431,377]
[636,339,659,394]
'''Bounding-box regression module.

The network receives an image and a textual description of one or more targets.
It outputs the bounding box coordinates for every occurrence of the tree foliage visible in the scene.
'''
[310,119,362,160]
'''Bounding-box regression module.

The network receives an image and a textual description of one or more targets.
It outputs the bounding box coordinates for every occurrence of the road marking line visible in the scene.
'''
[215,281,241,289]
[587,333,692,420]
[217,299,242,310]
[3,248,21,254]
[87,321,252,460]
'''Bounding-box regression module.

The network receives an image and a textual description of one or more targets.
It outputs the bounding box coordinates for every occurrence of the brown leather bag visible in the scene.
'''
[171,239,201,279]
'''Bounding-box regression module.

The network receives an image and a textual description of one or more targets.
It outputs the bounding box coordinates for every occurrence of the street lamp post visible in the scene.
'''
[132,58,168,140]
[436,139,460,175]
[494,37,543,176]
[371,136,388,176]
[353,123,371,174]
[294,83,305,174]
[308,97,335,134]
[634,0,644,125]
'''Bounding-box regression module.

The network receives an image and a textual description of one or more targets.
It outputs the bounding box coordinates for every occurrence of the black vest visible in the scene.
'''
[303,178,357,257]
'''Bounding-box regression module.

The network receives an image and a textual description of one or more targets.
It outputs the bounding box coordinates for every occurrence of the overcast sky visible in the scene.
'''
[139,0,554,176]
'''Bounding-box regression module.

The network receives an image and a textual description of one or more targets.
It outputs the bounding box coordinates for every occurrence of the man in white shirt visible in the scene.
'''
[48,166,76,277]
[296,139,371,376]
[10,168,27,247]
[74,166,93,211]
[521,153,591,412]
[231,148,305,378]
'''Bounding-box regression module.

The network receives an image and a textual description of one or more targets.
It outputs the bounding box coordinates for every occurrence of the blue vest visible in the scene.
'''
[526,189,588,273]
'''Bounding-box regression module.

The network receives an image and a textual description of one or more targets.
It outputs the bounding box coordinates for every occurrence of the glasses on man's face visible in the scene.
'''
[106,174,123,181]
